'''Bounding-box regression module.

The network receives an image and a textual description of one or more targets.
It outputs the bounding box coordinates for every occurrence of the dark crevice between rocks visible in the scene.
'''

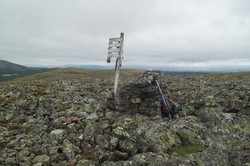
[193,102,205,110]
[225,109,240,113]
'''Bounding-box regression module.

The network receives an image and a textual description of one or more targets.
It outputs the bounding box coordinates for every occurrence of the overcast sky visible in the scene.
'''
[0,0,250,71]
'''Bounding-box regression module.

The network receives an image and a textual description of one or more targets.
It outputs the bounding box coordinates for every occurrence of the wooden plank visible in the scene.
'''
[108,48,120,53]
[108,46,120,50]
[108,51,120,54]
[108,47,120,51]
[108,52,119,55]
[109,37,122,42]
[108,42,121,47]
[107,53,119,58]
[108,51,119,55]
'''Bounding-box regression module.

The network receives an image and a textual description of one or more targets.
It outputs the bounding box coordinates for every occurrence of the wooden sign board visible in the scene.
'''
[108,43,121,47]
[109,38,122,42]
[108,48,120,53]
[107,36,123,63]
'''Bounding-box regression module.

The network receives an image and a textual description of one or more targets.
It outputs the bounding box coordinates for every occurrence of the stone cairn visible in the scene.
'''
[107,71,163,117]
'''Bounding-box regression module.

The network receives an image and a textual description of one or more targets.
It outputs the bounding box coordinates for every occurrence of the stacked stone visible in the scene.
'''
[108,70,163,117]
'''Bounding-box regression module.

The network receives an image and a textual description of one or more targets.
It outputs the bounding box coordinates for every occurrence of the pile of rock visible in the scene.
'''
[107,70,163,117]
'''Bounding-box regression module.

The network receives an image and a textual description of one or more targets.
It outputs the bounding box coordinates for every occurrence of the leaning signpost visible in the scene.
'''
[107,33,124,96]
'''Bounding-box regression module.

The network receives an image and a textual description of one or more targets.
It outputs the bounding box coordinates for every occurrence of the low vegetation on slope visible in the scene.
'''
[15,68,140,81]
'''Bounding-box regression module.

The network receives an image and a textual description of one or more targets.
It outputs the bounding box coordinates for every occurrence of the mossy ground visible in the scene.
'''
[167,145,206,156]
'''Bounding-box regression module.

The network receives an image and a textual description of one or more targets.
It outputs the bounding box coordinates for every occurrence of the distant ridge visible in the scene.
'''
[0,60,54,82]
[0,60,28,72]
[162,71,209,75]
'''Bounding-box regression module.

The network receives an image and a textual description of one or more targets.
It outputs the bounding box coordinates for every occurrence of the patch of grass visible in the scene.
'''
[168,145,206,156]
[2,68,142,82]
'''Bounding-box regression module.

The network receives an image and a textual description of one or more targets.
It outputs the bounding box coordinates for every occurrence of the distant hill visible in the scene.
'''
[0,60,54,82]
[0,60,28,73]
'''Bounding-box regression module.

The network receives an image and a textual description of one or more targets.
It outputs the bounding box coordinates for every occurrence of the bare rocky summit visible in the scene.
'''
[0,69,250,166]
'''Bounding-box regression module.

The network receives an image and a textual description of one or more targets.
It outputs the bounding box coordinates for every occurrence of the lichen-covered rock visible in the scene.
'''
[171,116,206,146]
[76,159,96,166]
[112,126,131,139]
[118,138,138,156]
[83,122,99,145]
[50,129,65,136]
[109,137,119,150]
[33,155,50,164]
[144,122,182,152]
[5,157,18,165]
[136,137,149,153]
[18,148,30,161]
[95,135,111,150]
[63,139,78,160]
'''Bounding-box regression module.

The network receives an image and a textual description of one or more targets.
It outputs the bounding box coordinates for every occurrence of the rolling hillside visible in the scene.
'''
[0,60,28,72]
[0,60,54,82]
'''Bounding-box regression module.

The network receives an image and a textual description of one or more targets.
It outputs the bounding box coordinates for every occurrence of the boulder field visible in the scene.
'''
[0,71,250,165]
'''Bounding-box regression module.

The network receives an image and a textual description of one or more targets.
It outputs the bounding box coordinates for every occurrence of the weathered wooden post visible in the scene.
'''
[107,33,124,96]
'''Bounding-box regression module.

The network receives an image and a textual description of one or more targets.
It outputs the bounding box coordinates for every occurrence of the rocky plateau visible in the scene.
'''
[0,69,250,166]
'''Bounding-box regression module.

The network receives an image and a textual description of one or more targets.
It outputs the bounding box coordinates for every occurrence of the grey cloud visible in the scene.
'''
[0,0,249,71]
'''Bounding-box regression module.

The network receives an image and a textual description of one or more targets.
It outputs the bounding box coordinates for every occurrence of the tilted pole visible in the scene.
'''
[107,33,124,96]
